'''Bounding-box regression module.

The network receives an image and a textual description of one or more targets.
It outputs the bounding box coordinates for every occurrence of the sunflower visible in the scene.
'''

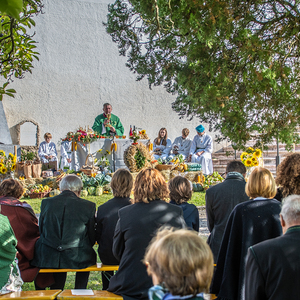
[253,149,262,158]
[97,149,103,153]
[246,147,254,153]
[1,166,7,174]
[245,159,253,167]
[141,129,146,135]
[13,155,17,163]
[9,153,14,159]
[240,152,248,161]
[0,150,5,156]
[11,164,16,171]
[0,163,3,168]
[106,150,111,155]
[251,156,257,162]
[253,160,259,167]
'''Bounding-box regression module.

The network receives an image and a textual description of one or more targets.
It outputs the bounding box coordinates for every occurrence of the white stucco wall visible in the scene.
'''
[2,0,225,152]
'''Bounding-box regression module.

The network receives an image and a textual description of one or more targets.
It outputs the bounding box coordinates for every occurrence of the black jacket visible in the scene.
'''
[205,174,249,261]
[245,226,300,300]
[210,199,282,300]
[107,200,186,300]
[95,197,131,264]
[31,190,96,269]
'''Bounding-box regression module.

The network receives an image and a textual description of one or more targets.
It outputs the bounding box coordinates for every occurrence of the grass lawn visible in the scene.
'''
[21,191,206,291]
[24,192,206,214]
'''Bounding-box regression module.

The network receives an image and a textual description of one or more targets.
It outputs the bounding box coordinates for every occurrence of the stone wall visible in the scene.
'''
[2,0,225,151]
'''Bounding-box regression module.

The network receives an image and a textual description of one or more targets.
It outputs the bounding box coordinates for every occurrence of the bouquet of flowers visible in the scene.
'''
[240,147,262,167]
[94,149,111,172]
[61,127,101,146]
[0,150,17,175]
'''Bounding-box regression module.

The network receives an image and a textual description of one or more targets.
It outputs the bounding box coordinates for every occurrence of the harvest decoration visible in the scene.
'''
[94,149,111,171]
[129,130,140,144]
[61,127,101,147]
[124,142,153,172]
[240,147,262,168]
[0,151,17,175]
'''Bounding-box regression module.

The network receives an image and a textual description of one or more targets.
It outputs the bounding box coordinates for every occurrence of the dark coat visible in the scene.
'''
[210,199,282,300]
[107,200,186,300]
[205,174,249,261]
[170,200,199,232]
[245,226,300,300]
[0,196,53,288]
[95,197,131,264]
[31,190,96,269]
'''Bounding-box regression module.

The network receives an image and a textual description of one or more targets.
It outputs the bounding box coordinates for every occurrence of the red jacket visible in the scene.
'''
[0,196,53,287]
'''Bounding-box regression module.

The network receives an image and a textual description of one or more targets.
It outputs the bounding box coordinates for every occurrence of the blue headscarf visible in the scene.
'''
[196,124,205,133]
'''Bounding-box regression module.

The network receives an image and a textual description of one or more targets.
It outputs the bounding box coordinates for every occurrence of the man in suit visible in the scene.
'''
[32,174,96,290]
[205,160,249,261]
[245,194,300,300]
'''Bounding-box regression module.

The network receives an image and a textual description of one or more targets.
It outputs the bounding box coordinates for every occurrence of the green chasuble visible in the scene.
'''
[92,113,124,137]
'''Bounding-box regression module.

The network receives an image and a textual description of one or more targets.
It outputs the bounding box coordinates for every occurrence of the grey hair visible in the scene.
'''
[281,195,300,225]
[103,103,112,109]
[59,174,83,193]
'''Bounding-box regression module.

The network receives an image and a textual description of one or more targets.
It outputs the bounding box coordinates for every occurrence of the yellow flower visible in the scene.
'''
[240,152,248,161]
[13,155,17,163]
[1,166,7,174]
[141,130,146,135]
[9,153,14,159]
[253,160,259,167]
[97,149,103,153]
[246,147,254,153]
[251,156,257,162]
[253,149,262,158]
[0,150,5,156]
[106,150,111,155]
[0,163,3,168]
[245,159,252,167]
[11,164,16,171]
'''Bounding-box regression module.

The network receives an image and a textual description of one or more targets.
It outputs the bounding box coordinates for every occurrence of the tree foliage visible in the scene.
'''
[105,0,300,149]
[0,0,43,100]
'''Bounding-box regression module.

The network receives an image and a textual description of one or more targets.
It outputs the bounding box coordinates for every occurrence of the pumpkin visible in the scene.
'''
[49,189,60,197]
[95,186,103,196]
[81,189,88,197]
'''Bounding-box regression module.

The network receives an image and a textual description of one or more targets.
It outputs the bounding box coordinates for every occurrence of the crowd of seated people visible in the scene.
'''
[1,153,300,299]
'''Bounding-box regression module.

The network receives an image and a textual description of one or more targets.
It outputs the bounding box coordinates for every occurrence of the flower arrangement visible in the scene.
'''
[61,127,101,146]
[240,147,262,167]
[94,149,111,171]
[129,131,140,144]
[0,150,17,175]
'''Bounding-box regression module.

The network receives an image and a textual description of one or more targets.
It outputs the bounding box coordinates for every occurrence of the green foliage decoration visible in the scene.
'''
[0,0,43,100]
[105,0,300,150]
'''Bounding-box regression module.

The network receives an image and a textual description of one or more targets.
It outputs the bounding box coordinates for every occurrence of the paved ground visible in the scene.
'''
[198,206,209,238]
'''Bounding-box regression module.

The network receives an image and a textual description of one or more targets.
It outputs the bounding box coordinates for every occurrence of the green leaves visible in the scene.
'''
[0,0,23,20]
[0,0,43,100]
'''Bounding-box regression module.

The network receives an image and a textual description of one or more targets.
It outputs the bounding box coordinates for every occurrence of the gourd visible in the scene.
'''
[81,189,88,197]
[192,183,204,192]
[49,189,60,197]
[95,186,103,196]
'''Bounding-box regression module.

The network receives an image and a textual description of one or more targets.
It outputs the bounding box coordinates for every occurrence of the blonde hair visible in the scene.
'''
[110,168,133,198]
[245,167,276,199]
[154,128,168,146]
[182,128,189,137]
[169,176,192,204]
[132,168,169,203]
[144,228,214,296]
[44,132,52,139]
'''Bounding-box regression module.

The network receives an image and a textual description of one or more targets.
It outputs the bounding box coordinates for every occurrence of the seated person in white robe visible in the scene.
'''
[189,125,213,175]
[60,141,72,170]
[169,128,192,160]
[38,133,58,164]
[153,128,172,160]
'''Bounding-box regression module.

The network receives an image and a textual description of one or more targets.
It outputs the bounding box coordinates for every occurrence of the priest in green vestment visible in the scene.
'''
[92,103,124,137]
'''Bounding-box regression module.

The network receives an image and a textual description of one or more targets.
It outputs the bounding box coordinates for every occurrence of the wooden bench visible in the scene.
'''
[57,290,122,299]
[0,290,61,299]
[39,264,119,273]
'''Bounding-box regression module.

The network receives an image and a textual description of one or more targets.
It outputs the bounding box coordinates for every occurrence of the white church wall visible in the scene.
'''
[2,0,226,152]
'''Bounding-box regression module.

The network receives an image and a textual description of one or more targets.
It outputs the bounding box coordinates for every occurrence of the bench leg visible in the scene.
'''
[102,271,114,290]
[75,271,90,289]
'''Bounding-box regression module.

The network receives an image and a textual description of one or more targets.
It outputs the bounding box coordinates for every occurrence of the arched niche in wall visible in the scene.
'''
[15,120,40,151]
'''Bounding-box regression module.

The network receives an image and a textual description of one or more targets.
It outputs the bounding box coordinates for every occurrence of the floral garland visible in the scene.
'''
[240,147,262,167]
[0,150,17,175]
[61,127,101,146]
